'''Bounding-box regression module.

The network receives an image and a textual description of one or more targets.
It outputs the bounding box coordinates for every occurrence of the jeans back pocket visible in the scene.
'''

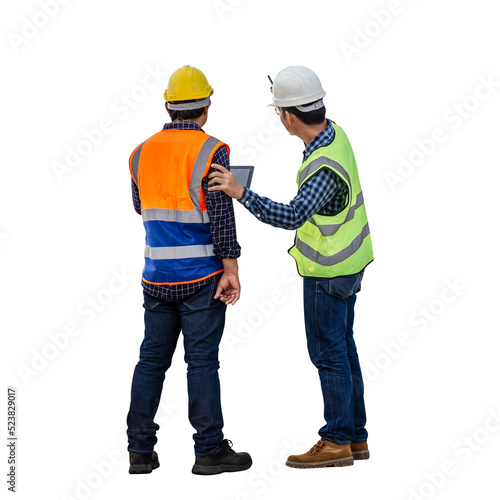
[328,271,363,299]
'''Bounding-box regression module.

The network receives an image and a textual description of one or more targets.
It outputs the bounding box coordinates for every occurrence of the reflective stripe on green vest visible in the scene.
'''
[288,122,373,278]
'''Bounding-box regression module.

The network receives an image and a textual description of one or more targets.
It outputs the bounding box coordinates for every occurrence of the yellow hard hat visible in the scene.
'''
[164,65,214,110]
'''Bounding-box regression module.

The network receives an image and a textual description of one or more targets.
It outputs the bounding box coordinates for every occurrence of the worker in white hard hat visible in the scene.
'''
[209,66,374,469]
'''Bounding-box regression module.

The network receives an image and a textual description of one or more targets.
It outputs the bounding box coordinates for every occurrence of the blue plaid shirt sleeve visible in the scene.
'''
[202,145,241,259]
[238,169,338,230]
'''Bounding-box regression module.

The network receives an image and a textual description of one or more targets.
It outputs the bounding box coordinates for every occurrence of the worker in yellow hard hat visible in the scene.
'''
[126,65,252,476]
[163,64,214,106]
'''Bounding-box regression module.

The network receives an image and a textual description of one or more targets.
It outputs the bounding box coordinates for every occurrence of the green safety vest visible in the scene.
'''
[289,122,373,278]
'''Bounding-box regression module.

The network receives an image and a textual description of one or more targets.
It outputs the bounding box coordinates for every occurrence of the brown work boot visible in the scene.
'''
[351,442,370,460]
[286,440,353,469]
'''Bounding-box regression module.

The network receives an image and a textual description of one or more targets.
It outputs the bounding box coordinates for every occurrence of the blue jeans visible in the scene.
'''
[303,271,368,445]
[126,277,226,456]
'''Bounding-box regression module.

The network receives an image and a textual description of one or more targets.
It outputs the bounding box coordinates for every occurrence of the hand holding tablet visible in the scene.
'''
[208,165,254,199]
[229,166,254,189]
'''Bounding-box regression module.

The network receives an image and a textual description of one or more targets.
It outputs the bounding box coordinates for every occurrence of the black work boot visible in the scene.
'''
[129,451,160,474]
[192,439,252,475]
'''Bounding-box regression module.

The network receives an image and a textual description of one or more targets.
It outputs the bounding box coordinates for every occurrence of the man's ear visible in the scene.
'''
[282,109,293,126]
[165,102,172,117]
[203,102,211,116]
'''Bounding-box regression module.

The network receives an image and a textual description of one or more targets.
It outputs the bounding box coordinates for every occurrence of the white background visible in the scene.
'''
[2,0,500,499]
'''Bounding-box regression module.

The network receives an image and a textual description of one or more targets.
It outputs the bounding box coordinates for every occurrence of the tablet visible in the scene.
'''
[230,166,255,189]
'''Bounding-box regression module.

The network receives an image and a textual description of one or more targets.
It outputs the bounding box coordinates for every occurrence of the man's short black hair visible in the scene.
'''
[167,99,207,121]
[282,100,326,125]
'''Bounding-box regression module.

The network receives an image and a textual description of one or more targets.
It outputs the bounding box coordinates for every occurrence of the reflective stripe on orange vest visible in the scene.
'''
[141,208,210,224]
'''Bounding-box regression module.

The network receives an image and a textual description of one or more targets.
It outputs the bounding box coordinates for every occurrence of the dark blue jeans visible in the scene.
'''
[126,277,226,456]
[303,271,368,445]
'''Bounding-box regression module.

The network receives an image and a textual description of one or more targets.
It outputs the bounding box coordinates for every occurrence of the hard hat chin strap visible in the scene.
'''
[167,97,211,110]
[295,99,324,112]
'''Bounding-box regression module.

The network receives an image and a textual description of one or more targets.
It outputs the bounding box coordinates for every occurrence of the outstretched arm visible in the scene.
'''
[208,165,340,230]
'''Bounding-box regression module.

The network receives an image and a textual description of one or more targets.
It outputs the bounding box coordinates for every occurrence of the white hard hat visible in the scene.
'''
[269,66,326,111]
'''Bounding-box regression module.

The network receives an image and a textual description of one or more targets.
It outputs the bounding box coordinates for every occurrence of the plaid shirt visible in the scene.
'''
[239,120,348,229]
[131,121,240,301]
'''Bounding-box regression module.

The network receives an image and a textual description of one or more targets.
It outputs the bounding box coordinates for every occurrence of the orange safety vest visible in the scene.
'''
[129,129,227,285]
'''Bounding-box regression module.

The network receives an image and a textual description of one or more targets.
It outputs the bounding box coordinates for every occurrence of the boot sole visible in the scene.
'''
[352,450,370,460]
[192,460,252,476]
[286,456,354,469]
[129,459,160,474]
